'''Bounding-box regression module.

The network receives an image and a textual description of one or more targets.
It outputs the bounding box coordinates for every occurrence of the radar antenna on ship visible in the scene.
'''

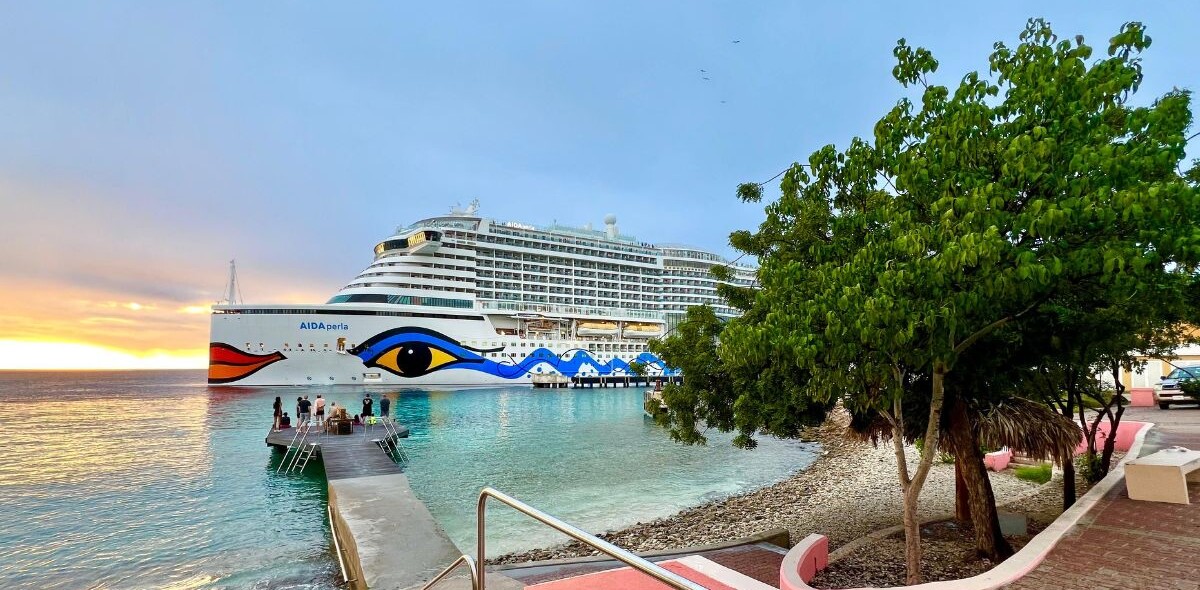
[219,259,243,305]
[449,198,480,216]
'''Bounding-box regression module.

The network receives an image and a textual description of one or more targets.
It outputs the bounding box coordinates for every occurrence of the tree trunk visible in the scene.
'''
[902,487,922,585]
[897,364,948,585]
[1062,459,1076,511]
[946,397,1012,560]
[1099,364,1127,478]
[1099,407,1124,477]
[954,459,970,524]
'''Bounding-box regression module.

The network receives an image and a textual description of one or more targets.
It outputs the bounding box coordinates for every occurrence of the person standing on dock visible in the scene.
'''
[272,396,282,431]
[379,395,390,419]
[298,395,312,426]
[314,395,326,427]
[295,397,302,421]
[362,392,374,417]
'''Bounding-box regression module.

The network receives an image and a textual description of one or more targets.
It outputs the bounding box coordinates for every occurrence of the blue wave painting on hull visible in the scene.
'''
[348,327,679,379]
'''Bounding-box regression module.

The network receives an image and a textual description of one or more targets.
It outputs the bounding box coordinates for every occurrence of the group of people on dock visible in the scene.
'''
[271,392,391,431]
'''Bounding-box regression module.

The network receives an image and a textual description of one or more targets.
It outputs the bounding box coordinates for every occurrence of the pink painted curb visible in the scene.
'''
[1074,420,1149,455]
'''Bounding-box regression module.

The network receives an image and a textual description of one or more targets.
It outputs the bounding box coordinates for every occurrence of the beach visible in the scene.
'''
[494,412,1044,564]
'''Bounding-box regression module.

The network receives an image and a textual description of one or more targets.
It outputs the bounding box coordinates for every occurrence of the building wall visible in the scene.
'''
[1119,341,1200,390]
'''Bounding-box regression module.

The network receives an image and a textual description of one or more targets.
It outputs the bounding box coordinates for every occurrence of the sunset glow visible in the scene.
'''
[0,340,206,371]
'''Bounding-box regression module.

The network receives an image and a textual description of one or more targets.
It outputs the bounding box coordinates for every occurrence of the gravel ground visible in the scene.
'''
[810,453,1120,587]
[492,411,1041,564]
[811,520,1041,588]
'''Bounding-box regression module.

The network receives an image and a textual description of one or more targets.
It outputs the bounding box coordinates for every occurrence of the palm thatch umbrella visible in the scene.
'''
[975,397,1079,465]
[846,396,1079,465]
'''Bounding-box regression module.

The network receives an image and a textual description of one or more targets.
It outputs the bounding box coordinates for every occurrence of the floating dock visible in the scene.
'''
[265,423,409,479]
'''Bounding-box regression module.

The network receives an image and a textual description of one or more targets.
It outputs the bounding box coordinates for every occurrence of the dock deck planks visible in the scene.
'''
[265,422,410,480]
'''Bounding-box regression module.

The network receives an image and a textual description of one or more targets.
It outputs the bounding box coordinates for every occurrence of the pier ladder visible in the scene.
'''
[278,421,319,474]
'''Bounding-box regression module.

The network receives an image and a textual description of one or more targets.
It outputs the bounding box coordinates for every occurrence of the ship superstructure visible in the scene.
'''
[209,201,755,386]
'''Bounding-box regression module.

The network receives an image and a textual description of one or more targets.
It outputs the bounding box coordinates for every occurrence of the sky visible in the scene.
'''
[0,2,1197,369]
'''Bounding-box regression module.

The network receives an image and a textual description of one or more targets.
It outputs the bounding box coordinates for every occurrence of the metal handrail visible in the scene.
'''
[475,487,705,590]
[327,506,354,584]
[421,554,479,590]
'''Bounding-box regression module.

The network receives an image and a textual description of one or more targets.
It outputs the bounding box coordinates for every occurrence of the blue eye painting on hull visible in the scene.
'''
[348,327,678,379]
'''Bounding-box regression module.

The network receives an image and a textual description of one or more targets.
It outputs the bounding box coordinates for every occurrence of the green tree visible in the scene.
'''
[660,19,1199,583]
[649,304,829,448]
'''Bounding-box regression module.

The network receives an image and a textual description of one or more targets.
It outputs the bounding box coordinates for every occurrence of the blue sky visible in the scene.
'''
[0,2,1196,364]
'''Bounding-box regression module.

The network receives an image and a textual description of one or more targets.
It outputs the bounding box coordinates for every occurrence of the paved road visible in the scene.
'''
[1123,403,1200,455]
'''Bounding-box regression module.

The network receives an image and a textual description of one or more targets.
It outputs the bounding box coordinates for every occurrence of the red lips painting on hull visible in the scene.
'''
[208,343,286,384]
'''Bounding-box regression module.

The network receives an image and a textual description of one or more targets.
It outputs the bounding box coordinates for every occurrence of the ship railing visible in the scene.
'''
[475,300,664,321]
[422,487,704,590]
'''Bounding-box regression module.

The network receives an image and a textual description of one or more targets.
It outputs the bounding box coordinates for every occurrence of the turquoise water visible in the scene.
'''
[0,371,816,589]
[395,387,817,554]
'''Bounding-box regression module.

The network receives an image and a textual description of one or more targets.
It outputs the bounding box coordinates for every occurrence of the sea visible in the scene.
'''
[0,370,817,589]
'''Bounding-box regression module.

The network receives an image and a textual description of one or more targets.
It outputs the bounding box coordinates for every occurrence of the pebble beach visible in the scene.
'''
[495,412,1043,564]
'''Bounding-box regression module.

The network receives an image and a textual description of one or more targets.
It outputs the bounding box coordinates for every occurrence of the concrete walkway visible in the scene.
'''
[1009,404,1200,590]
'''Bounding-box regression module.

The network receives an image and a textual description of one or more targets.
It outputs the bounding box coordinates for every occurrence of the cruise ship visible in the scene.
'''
[209,201,756,386]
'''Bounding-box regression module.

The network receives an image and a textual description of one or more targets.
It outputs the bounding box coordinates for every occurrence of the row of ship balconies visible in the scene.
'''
[477,298,664,320]
[474,228,658,263]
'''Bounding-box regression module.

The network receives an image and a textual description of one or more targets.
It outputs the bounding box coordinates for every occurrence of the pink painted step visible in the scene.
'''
[529,556,775,590]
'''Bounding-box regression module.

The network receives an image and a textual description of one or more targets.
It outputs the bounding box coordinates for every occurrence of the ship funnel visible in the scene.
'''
[604,214,618,239]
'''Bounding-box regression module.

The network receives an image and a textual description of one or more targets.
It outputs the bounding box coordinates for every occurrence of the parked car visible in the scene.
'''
[1154,365,1200,409]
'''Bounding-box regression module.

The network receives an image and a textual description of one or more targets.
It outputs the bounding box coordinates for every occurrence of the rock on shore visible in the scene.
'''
[493,413,1040,564]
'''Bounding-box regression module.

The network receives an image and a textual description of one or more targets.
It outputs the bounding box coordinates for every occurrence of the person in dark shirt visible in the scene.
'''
[280,412,292,428]
[273,396,283,431]
[362,393,374,417]
[379,395,391,418]
[298,396,312,425]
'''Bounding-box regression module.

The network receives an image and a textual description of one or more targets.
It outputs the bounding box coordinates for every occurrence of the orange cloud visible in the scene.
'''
[0,275,329,370]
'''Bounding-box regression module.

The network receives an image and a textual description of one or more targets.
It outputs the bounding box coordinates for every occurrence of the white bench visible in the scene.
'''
[1124,447,1200,504]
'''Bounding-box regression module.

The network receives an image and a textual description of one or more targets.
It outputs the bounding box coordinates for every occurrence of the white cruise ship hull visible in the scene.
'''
[209,306,672,386]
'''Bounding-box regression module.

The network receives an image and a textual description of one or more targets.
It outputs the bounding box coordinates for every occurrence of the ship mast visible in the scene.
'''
[220,259,243,305]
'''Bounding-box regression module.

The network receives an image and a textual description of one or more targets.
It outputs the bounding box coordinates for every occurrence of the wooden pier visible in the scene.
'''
[265,422,410,479]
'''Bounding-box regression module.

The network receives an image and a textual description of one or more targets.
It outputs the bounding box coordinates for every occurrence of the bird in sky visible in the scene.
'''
[732,40,740,43]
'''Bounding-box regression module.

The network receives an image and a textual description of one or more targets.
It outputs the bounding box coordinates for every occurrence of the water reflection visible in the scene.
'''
[0,381,212,487]
[0,371,337,590]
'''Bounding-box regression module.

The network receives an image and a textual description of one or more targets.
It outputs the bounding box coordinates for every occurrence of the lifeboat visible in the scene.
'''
[577,321,619,336]
[622,322,664,338]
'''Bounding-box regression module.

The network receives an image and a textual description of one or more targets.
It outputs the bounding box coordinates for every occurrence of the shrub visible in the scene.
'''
[1077,452,1105,484]
[1014,463,1052,484]
[1180,379,1200,401]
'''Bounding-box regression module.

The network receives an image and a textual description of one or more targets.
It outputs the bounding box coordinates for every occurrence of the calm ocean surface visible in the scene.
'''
[0,370,816,590]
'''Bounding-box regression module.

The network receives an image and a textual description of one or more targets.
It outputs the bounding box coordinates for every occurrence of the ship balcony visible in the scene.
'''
[477,299,663,321]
